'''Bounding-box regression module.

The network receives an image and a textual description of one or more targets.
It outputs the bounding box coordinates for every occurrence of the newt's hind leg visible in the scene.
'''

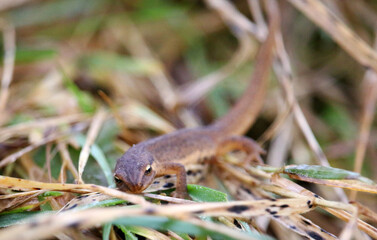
[216,136,265,165]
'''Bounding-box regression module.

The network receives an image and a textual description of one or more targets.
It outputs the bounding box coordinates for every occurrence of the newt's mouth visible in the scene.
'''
[116,181,147,194]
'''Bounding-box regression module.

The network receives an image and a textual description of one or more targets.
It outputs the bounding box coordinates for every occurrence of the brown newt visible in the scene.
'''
[114,19,276,198]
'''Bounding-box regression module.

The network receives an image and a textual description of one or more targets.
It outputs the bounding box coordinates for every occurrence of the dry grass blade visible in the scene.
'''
[0,198,320,240]
[0,122,88,168]
[0,208,255,240]
[351,34,377,200]
[352,202,377,223]
[258,102,293,145]
[0,133,64,168]
[58,142,79,181]
[0,190,41,212]
[222,177,338,240]
[286,176,377,194]
[168,230,186,240]
[78,108,107,184]
[122,102,176,133]
[265,0,348,202]
[206,0,260,38]
[143,193,194,204]
[288,215,338,240]
[247,0,267,37]
[177,0,257,106]
[0,190,43,200]
[329,208,377,239]
[0,21,15,124]
[0,113,89,142]
[129,226,171,240]
[117,20,178,111]
[271,176,377,239]
[0,176,148,205]
[288,0,377,72]
[354,70,377,172]
[267,0,331,168]
[177,35,254,106]
[339,207,358,240]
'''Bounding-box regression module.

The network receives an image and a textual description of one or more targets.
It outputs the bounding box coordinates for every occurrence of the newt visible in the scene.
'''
[114,19,276,198]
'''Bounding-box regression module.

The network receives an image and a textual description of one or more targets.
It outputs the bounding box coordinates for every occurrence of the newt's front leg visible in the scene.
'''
[216,136,265,165]
[158,162,188,198]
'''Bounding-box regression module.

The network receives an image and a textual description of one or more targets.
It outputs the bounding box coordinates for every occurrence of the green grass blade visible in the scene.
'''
[284,165,360,180]
[102,223,112,240]
[187,184,228,202]
[115,224,138,240]
[0,211,54,228]
[75,134,115,187]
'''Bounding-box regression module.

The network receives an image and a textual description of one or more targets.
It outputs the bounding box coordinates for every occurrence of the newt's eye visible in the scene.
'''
[145,165,152,175]
[114,175,122,184]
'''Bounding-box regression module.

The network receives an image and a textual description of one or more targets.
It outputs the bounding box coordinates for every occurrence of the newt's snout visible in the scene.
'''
[114,174,146,193]
[122,183,147,193]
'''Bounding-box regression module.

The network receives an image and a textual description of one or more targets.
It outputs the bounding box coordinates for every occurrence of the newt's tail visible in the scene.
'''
[210,16,277,136]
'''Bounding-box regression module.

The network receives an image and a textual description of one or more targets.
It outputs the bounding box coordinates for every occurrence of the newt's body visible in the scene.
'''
[114,20,276,198]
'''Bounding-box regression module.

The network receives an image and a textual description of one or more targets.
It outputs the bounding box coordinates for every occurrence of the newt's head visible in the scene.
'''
[114,145,156,193]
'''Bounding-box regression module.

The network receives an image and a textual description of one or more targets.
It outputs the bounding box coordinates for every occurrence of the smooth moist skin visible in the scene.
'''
[114,21,276,198]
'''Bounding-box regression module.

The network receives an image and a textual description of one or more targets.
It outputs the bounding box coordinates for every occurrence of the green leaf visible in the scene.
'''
[132,0,187,22]
[40,191,63,197]
[112,216,250,240]
[75,134,115,187]
[37,195,52,211]
[187,184,227,202]
[0,198,125,228]
[37,191,62,211]
[33,146,63,180]
[7,0,107,27]
[7,114,34,126]
[2,193,61,214]
[102,223,112,240]
[62,75,96,113]
[80,52,161,76]
[0,49,57,64]
[176,233,192,240]
[321,103,355,140]
[71,198,126,211]
[0,205,35,215]
[115,224,138,240]
[0,211,54,228]
[15,49,57,64]
[284,165,360,180]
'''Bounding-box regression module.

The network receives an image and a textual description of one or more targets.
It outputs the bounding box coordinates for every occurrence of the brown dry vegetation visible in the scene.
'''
[0,0,376,240]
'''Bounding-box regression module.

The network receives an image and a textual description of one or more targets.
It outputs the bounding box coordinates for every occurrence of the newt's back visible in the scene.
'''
[144,128,217,166]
